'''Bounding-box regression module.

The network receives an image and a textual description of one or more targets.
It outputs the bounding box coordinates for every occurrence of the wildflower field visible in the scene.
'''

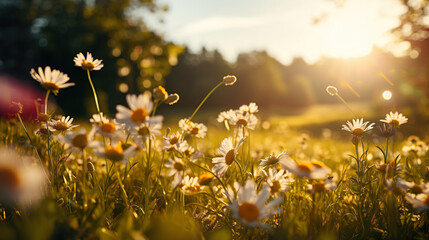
[0,52,429,240]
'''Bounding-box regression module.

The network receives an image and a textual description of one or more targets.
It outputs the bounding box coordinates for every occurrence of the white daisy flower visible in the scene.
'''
[280,156,330,179]
[57,127,97,152]
[30,66,74,95]
[94,141,137,163]
[132,116,163,143]
[89,112,109,124]
[230,179,282,228]
[0,147,47,207]
[164,157,186,187]
[266,168,291,195]
[259,152,287,169]
[95,118,125,139]
[178,119,207,138]
[405,193,429,211]
[217,109,236,123]
[239,102,259,115]
[73,52,104,71]
[230,112,258,130]
[48,116,79,132]
[181,175,202,195]
[380,112,408,127]
[163,132,184,152]
[342,118,375,136]
[116,94,154,126]
[212,137,245,177]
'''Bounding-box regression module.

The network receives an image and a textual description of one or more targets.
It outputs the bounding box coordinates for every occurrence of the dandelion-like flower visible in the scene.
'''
[212,137,245,177]
[230,179,282,228]
[116,94,154,126]
[74,52,104,71]
[280,156,330,179]
[0,147,46,207]
[30,66,74,95]
[48,116,79,132]
[342,118,374,136]
[380,112,408,127]
[178,119,207,138]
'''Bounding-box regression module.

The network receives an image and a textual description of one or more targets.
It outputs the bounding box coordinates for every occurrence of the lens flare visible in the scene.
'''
[382,90,392,100]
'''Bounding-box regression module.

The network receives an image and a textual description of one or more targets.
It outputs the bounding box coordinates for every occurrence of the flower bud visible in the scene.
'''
[164,93,179,105]
[87,162,95,173]
[153,86,168,102]
[222,75,237,86]
[352,135,360,145]
[326,86,338,96]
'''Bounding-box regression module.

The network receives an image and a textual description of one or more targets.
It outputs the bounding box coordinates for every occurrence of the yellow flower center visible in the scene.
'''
[71,134,88,149]
[352,128,365,136]
[53,122,69,131]
[312,182,326,192]
[41,82,60,92]
[138,126,150,136]
[238,202,259,222]
[390,119,399,127]
[100,122,116,133]
[190,126,199,135]
[0,167,21,189]
[297,162,313,172]
[130,108,148,124]
[236,119,248,127]
[184,184,201,193]
[169,136,179,145]
[198,173,214,185]
[105,142,124,162]
[173,161,185,171]
[225,149,235,165]
[311,160,326,168]
[81,61,95,71]
[271,180,281,194]
[267,155,279,164]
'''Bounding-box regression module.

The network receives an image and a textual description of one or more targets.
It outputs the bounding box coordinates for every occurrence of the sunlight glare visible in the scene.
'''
[382,90,392,100]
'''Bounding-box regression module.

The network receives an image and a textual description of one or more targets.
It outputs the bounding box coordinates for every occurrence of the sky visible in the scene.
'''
[141,0,407,65]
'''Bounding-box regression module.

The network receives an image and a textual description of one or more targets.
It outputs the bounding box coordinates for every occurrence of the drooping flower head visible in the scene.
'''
[30,66,74,95]
[74,52,104,71]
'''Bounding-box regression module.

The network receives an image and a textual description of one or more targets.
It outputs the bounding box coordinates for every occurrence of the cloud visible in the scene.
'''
[178,16,267,37]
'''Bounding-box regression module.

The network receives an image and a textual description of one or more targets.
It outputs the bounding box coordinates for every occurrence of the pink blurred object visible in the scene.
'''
[0,74,44,120]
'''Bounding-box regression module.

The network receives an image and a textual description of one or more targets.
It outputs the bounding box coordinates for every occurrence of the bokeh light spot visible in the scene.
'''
[382,90,392,100]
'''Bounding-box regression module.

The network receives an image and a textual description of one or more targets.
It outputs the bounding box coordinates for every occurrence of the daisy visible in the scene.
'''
[94,141,137,163]
[30,66,74,95]
[132,116,163,143]
[89,112,109,124]
[230,179,282,228]
[164,157,186,187]
[259,152,287,169]
[380,112,408,127]
[116,94,154,126]
[266,168,291,195]
[217,109,236,123]
[280,156,330,179]
[0,147,46,207]
[57,127,97,152]
[229,112,258,130]
[48,116,79,132]
[73,52,104,71]
[405,193,429,211]
[342,118,375,136]
[181,175,202,195]
[178,119,207,138]
[95,118,125,139]
[212,137,245,177]
[163,132,184,152]
[309,177,337,193]
[239,102,259,115]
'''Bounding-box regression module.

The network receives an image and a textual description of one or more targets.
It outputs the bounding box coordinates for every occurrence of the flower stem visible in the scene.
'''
[115,165,129,208]
[335,93,357,118]
[86,70,102,120]
[44,90,50,114]
[188,81,224,121]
